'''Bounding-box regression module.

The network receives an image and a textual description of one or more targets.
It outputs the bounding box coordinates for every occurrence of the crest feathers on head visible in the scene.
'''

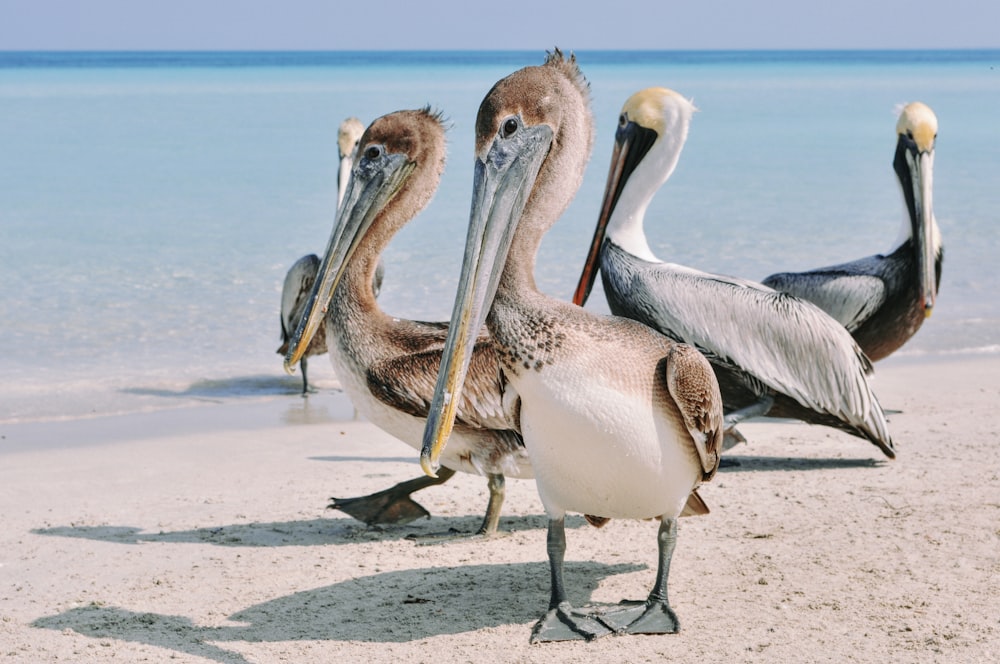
[544,47,591,103]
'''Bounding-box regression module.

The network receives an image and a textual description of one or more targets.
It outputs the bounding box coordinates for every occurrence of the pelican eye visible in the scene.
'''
[619,113,627,128]
[364,145,382,161]
[906,130,914,140]
[500,117,519,139]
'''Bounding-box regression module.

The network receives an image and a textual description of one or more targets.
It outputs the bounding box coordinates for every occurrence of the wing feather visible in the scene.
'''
[664,343,723,481]
[606,247,890,447]
[280,254,320,339]
[762,269,886,332]
[366,340,520,433]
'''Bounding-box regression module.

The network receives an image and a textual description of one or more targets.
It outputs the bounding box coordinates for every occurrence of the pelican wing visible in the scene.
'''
[611,251,888,443]
[664,344,723,481]
[762,268,886,332]
[367,340,520,433]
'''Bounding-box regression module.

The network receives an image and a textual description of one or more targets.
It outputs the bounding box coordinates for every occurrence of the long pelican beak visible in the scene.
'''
[914,150,936,317]
[572,120,657,306]
[283,151,414,372]
[895,136,937,318]
[419,122,553,477]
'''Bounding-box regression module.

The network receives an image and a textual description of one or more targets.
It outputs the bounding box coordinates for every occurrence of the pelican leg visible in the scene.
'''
[409,472,508,544]
[476,473,505,536]
[723,394,774,431]
[530,517,617,643]
[721,394,774,457]
[721,425,747,453]
[720,396,772,464]
[299,357,315,396]
[329,466,457,526]
[601,517,682,635]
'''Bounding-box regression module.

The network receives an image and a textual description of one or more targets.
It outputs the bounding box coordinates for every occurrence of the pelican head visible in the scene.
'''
[573,87,696,306]
[337,117,366,209]
[893,101,939,317]
[284,109,447,373]
[421,50,593,476]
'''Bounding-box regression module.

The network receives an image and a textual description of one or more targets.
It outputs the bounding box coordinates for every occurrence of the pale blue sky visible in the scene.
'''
[1,0,996,50]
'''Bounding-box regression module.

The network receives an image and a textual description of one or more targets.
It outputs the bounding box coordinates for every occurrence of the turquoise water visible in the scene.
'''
[2,51,998,423]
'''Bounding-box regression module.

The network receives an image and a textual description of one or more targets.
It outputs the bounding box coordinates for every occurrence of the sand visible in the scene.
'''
[1,354,998,663]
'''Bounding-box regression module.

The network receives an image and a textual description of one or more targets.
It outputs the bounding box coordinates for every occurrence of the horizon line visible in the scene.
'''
[3,47,999,52]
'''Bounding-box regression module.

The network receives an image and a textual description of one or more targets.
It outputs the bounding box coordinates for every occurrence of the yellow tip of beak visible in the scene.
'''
[924,307,933,319]
[283,360,297,375]
[419,454,439,479]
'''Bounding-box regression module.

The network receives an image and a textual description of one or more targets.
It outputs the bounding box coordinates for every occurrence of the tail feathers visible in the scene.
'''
[859,395,896,459]
[585,489,710,525]
[680,489,710,517]
[584,514,611,528]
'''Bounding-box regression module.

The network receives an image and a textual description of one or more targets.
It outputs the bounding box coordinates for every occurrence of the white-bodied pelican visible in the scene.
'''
[573,87,895,459]
[763,102,942,361]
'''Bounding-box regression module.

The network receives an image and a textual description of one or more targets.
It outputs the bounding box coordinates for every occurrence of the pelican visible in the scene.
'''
[422,51,723,642]
[283,108,532,536]
[278,117,385,395]
[762,102,942,361]
[573,88,895,459]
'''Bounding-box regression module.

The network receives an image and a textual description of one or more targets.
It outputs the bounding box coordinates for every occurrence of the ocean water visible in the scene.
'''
[1,50,998,424]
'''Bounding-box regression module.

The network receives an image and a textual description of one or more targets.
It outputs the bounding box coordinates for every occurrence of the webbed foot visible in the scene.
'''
[329,492,430,526]
[722,425,747,451]
[530,601,618,643]
[602,599,680,635]
[328,467,458,527]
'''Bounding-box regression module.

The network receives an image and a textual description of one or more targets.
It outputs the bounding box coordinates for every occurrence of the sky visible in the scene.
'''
[1,0,997,51]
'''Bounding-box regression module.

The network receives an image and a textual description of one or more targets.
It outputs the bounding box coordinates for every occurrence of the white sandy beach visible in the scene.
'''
[1,354,998,663]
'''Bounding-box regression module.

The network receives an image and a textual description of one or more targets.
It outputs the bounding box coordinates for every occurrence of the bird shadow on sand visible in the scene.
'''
[31,559,644,662]
[719,454,886,473]
[31,513,587,548]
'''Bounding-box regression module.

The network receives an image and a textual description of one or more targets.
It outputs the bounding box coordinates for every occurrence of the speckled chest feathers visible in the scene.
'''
[486,302,567,376]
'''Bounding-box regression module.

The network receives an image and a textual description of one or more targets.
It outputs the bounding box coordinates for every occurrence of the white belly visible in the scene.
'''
[515,369,700,520]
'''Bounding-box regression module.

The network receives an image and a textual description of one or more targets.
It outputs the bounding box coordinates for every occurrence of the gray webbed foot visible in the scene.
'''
[328,467,457,527]
[530,601,619,643]
[328,491,430,526]
[721,425,747,451]
[602,598,680,635]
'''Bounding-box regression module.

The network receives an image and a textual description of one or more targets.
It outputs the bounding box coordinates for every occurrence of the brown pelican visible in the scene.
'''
[278,117,384,395]
[762,102,942,361]
[422,51,723,642]
[573,87,895,459]
[283,108,531,535]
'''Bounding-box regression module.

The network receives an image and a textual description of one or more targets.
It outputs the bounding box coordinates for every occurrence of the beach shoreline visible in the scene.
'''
[1,353,998,662]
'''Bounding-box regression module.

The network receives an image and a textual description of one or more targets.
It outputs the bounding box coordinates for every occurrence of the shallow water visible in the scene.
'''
[1,51,998,423]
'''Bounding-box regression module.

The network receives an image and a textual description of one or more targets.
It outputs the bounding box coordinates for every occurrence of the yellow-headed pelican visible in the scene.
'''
[762,102,942,361]
[278,117,384,395]
[573,88,895,459]
[284,109,532,536]
[422,52,722,642]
